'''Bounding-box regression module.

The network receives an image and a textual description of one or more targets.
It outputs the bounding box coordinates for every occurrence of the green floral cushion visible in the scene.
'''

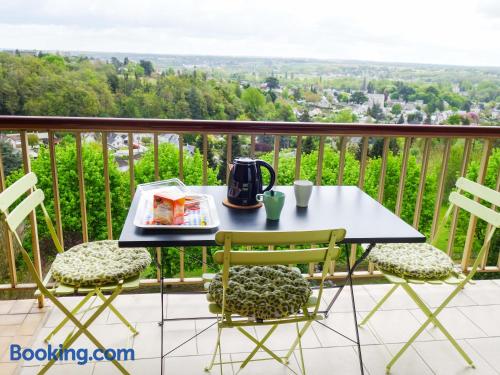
[51,240,151,287]
[208,265,311,320]
[368,243,455,280]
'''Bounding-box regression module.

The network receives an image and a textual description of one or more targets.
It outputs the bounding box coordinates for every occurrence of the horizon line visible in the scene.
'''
[2,47,500,70]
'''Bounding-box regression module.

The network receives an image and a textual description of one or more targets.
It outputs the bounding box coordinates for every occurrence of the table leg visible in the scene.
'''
[323,243,375,375]
[345,246,364,375]
[160,255,164,375]
[324,243,375,317]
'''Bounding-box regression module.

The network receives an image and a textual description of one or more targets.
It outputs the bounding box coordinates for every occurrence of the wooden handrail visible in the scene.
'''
[0,115,499,138]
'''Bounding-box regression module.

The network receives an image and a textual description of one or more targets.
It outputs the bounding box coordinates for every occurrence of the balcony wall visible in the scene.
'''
[0,116,499,302]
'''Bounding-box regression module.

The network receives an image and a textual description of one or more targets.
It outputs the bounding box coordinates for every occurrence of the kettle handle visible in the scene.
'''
[256,160,276,193]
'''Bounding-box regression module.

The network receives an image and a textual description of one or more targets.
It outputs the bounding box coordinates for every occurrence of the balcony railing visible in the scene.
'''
[0,116,498,303]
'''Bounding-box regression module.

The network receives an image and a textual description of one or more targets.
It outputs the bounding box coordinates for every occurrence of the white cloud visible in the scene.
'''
[477,0,500,18]
[0,0,499,66]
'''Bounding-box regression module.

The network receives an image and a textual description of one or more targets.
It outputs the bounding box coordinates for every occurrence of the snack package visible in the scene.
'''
[153,189,185,225]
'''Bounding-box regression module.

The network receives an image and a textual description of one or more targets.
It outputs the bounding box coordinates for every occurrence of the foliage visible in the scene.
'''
[258,142,438,237]
[407,111,424,124]
[1,52,498,282]
[241,87,266,120]
[0,138,22,176]
[265,76,279,89]
[351,91,368,104]
[27,133,39,146]
[134,142,219,186]
[139,60,154,76]
[7,136,130,256]
[448,147,500,262]
[391,103,402,115]
[367,103,384,121]
[337,92,349,103]
[323,109,357,123]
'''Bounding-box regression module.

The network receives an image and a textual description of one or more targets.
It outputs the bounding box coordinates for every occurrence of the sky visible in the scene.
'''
[1,0,499,67]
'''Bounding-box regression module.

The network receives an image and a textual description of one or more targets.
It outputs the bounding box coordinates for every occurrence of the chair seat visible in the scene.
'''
[208,295,318,315]
[368,243,455,280]
[51,240,151,287]
[207,265,312,320]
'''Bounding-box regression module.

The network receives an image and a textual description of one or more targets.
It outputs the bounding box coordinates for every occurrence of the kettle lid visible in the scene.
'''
[233,157,255,165]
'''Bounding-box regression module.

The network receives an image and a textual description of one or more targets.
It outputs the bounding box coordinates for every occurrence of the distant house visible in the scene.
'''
[390,100,405,107]
[82,133,97,143]
[108,133,128,149]
[367,94,385,108]
[35,132,49,145]
[3,134,21,149]
[158,134,179,146]
[0,135,18,150]
[309,108,322,117]
[404,102,417,111]
[316,96,331,109]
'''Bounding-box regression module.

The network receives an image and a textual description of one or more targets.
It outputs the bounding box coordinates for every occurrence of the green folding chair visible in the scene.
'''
[203,229,345,374]
[0,172,149,374]
[360,177,500,373]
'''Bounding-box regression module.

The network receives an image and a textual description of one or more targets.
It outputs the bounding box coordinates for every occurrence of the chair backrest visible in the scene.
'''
[212,229,345,316]
[0,172,38,213]
[450,177,500,229]
[444,177,499,278]
[215,229,345,247]
[0,172,63,290]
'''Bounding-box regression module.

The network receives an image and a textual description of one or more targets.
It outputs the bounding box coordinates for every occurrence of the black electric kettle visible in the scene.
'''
[227,157,276,206]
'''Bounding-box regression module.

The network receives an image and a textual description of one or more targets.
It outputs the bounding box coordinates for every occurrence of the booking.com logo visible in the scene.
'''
[10,344,135,365]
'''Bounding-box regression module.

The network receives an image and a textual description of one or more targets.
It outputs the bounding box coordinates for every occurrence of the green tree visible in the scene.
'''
[367,103,384,121]
[241,87,265,120]
[407,112,423,124]
[187,87,207,119]
[369,138,400,158]
[391,103,402,115]
[331,109,357,123]
[302,136,315,155]
[27,133,39,147]
[110,57,122,69]
[195,135,216,169]
[135,142,219,186]
[292,87,303,101]
[265,76,279,89]
[337,92,350,103]
[139,60,154,76]
[274,101,296,122]
[445,114,462,125]
[299,110,311,122]
[351,91,368,104]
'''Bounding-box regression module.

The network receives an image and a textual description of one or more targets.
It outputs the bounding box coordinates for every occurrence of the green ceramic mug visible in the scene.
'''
[256,190,285,221]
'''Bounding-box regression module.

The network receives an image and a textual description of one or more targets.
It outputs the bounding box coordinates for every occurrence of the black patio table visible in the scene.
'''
[119,185,425,374]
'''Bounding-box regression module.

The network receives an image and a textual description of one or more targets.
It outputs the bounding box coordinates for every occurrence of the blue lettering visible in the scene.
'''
[76,348,88,365]
[10,344,22,361]
[22,348,34,361]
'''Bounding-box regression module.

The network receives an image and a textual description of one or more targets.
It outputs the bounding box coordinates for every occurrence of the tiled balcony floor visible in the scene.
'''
[1,280,499,374]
